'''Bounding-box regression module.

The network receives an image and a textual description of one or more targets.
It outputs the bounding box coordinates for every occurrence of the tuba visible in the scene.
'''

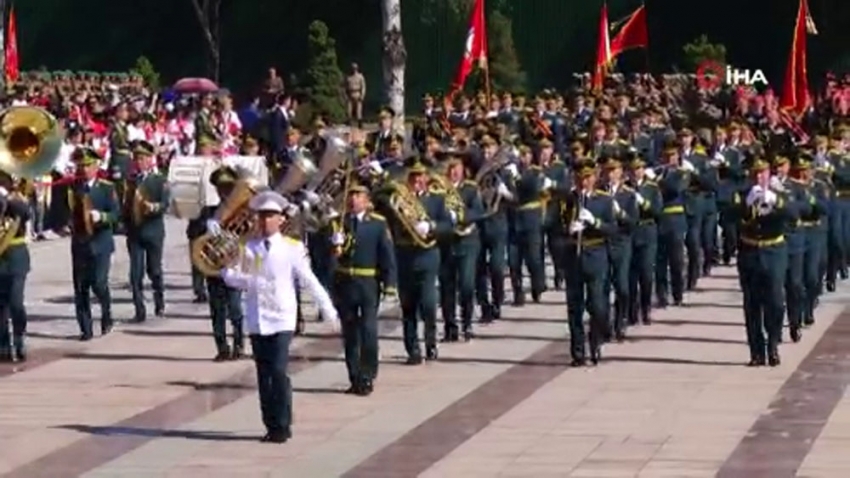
[476,144,513,215]
[385,179,436,248]
[190,168,267,276]
[0,106,64,253]
[305,133,350,216]
[274,148,318,195]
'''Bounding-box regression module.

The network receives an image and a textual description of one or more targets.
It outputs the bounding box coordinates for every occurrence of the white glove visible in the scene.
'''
[505,163,519,178]
[682,160,696,172]
[569,221,585,234]
[89,210,102,223]
[325,208,340,220]
[331,232,345,246]
[746,187,763,207]
[206,219,222,235]
[713,152,726,165]
[769,176,784,191]
[414,221,431,236]
[0,187,7,197]
[449,210,457,224]
[763,189,778,206]
[497,182,512,199]
[578,208,596,225]
[634,192,645,206]
[369,160,384,174]
[285,204,299,216]
[542,177,554,190]
[644,169,657,180]
[304,190,320,205]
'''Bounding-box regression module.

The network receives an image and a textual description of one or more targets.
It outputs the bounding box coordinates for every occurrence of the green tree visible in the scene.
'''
[487,10,526,93]
[302,20,346,124]
[130,56,161,90]
[682,35,727,71]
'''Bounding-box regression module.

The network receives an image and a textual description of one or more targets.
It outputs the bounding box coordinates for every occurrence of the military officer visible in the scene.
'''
[439,154,485,342]
[678,129,705,290]
[508,146,548,305]
[830,135,850,280]
[0,174,31,362]
[627,155,662,325]
[773,155,809,342]
[601,156,639,341]
[124,141,170,323]
[108,103,132,230]
[387,159,453,363]
[715,126,746,265]
[791,154,828,327]
[476,135,513,323]
[68,148,120,340]
[651,143,690,307]
[736,158,789,367]
[366,107,401,159]
[197,166,245,361]
[540,139,569,290]
[330,182,397,395]
[553,158,618,366]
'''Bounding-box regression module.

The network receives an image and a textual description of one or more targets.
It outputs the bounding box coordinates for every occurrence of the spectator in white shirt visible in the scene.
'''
[221,190,339,444]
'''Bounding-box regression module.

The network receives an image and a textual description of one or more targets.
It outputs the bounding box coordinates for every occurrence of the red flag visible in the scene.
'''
[592,2,611,91]
[450,0,488,95]
[780,0,811,115]
[610,5,648,57]
[5,4,18,83]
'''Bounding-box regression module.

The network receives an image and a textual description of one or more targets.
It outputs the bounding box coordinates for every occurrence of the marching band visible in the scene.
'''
[0,87,849,442]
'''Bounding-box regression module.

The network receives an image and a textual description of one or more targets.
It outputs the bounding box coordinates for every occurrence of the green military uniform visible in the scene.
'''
[793,155,829,327]
[194,107,220,148]
[542,146,570,290]
[813,156,838,291]
[0,184,31,362]
[627,158,662,325]
[68,149,120,340]
[601,159,639,341]
[108,117,132,183]
[438,162,485,342]
[717,143,746,264]
[655,158,690,307]
[124,141,170,322]
[476,139,511,322]
[508,161,546,305]
[386,161,453,363]
[735,159,791,367]
[830,145,850,281]
[333,185,397,395]
[776,157,811,343]
[197,167,245,360]
[551,159,618,366]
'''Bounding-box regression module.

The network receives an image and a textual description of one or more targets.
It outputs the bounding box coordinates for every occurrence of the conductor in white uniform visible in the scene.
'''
[222,190,339,444]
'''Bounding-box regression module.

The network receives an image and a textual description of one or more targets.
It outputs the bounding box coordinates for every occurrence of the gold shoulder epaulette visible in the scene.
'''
[594,189,610,196]
[789,177,805,185]
[368,212,386,221]
[283,236,301,245]
[462,179,478,188]
[552,158,564,165]
[97,179,114,186]
[529,165,542,171]
[621,185,634,192]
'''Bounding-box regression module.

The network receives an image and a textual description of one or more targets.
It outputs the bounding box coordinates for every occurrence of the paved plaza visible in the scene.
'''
[1,217,850,477]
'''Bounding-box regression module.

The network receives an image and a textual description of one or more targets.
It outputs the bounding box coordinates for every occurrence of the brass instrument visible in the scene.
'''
[475,144,514,215]
[0,106,64,253]
[69,186,95,236]
[385,179,436,248]
[429,164,465,230]
[274,147,318,195]
[190,169,267,276]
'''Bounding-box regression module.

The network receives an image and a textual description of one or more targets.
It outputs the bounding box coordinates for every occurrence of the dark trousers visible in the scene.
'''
[508,229,545,300]
[72,249,112,336]
[0,274,26,350]
[656,228,685,303]
[629,239,656,322]
[546,231,566,287]
[207,278,244,353]
[738,244,786,360]
[607,243,632,336]
[827,208,844,284]
[127,236,165,320]
[700,211,718,272]
[475,234,506,310]
[398,257,439,357]
[720,214,738,264]
[250,331,293,435]
[334,276,380,386]
[439,241,479,333]
[564,246,609,361]
[803,230,823,324]
[685,215,702,288]
[784,248,805,332]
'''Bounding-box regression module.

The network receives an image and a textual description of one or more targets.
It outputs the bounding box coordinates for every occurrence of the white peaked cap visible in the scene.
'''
[249,190,289,213]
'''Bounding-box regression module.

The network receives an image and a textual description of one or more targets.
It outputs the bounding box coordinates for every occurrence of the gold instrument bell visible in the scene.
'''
[0,106,64,256]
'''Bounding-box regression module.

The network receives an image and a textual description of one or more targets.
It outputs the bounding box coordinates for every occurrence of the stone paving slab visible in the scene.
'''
[2,220,850,477]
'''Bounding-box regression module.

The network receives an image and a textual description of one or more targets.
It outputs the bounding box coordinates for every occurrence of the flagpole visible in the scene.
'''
[641,1,649,73]
[0,0,6,91]
[482,0,491,104]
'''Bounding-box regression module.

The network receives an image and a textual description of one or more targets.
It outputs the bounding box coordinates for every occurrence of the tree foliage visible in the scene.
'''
[682,35,727,70]
[130,56,160,90]
[487,10,526,93]
[302,20,346,124]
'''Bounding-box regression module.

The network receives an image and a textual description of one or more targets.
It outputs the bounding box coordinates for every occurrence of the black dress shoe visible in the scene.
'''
[790,327,802,343]
[768,355,781,367]
[425,347,438,361]
[462,330,474,342]
[79,333,93,342]
[14,346,26,363]
[570,358,586,367]
[101,323,114,336]
[590,347,601,365]
[405,355,423,365]
[192,295,208,304]
[355,381,373,396]
[748,357,766,367]
[827,281,836,292]
[261,430,290,443]
[213,350,231,362]
[344,384,360,394]
[154,307,165,318]
[230,347,245,360]
[0,348,12,362]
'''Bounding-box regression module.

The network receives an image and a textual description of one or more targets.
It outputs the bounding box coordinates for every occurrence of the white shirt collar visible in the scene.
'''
[355,211,365,221]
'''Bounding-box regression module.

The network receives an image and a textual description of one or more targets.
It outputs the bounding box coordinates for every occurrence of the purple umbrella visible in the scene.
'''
[173,77,218,93]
